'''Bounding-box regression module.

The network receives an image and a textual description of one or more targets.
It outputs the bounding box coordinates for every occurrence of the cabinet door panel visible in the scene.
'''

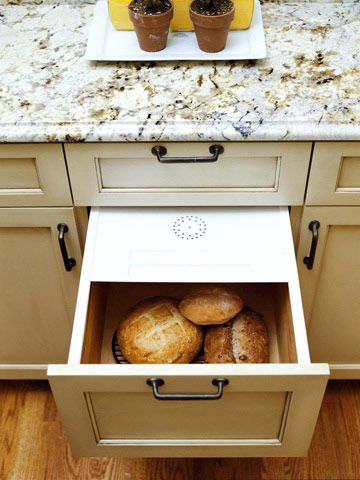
[0,208,83,375]
[297,207,360,378]
[306,142,360,205]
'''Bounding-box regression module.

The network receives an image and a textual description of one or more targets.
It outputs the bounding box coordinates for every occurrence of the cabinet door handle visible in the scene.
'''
[151,145,224,163]
[303,220,320,270]
[146,378,229,401]
[57,223,76,272]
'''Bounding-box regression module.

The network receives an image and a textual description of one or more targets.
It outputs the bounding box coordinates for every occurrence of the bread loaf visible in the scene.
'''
[204,307,269,363]
[117,297,203,364]
[179,285,243,325]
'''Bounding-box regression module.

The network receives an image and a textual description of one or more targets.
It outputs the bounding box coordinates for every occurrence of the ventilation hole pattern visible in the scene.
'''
[172,215,207,240]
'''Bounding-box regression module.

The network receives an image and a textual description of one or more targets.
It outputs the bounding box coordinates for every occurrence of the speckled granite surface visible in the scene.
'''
[0,0,359,142]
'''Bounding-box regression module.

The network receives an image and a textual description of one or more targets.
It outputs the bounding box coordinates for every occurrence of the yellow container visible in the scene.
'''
[109,0,254,31]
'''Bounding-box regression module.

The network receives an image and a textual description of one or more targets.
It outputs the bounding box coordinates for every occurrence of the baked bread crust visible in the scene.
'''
[179,285,243,325]
[204,307,269,363]
[117,297,203,364]
[203,323,235,363]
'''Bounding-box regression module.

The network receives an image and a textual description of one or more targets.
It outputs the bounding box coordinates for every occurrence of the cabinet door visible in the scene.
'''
[0,208,84,379]
[297,207,360,378]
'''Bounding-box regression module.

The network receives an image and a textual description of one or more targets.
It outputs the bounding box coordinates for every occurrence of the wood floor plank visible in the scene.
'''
[143,458,194,480]
[1,381,360,480]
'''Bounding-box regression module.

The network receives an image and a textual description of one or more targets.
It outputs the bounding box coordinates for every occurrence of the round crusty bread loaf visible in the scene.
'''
[178,285,243,325]
[117,297,204,364]
[204,307,269,363]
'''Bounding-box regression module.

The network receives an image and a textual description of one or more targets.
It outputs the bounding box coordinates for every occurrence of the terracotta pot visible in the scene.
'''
[128,3,174,52]
[189,1,235,53]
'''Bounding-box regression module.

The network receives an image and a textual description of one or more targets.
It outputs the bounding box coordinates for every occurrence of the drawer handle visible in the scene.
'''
[303,220,320,270]
[146,377,229,401]
[151,145,224,163]
[57,223,76,272]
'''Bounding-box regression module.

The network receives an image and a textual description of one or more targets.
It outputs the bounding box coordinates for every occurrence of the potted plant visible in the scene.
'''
[189,0,235,53]
[128,0,174,52]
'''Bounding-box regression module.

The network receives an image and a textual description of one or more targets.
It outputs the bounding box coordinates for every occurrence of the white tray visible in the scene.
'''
[85,0,266,61]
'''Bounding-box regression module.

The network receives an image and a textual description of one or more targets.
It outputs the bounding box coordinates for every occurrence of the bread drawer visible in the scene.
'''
[65,143,311,206]
[48,207,329,457]
[306,142,360,205]
[0,144,72,206]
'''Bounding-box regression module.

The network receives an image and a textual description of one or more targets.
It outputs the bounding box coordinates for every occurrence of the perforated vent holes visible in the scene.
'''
[172,215,207,240]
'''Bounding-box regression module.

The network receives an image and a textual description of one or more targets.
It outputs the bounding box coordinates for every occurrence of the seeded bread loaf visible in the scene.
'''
[204,307,269,363]
[179,285,243,325]
[117,297,203,364]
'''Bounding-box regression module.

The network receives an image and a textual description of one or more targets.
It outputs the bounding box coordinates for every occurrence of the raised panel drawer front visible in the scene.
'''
[48,207,328,457]
[64,143,312,206]
[306,142,360,205]
[0,144,72,206]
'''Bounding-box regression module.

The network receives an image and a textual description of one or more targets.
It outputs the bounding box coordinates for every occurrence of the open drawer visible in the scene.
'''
[48,207,329,457]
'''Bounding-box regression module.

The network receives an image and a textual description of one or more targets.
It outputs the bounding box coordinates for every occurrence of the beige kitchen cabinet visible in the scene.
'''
[64,142,312,206]
[0,143,86,379]
[297,206,360,379]
[299,141,360,378]
[48,207,328,457]
[0,208,85,379]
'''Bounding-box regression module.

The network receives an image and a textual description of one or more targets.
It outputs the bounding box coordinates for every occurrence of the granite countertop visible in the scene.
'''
[0,0,359,142]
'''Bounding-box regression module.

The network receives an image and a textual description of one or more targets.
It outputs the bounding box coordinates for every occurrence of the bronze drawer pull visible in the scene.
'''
[57,223,76,272]
[151,145,224,163]
[303,220,320,270]
[146,378,229,400]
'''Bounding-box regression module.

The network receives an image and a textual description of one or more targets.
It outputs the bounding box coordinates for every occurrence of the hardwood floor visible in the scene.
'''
[0,380,360,480]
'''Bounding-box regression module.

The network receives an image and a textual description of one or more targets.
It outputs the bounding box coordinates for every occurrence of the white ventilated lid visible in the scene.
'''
[87,207,296,283]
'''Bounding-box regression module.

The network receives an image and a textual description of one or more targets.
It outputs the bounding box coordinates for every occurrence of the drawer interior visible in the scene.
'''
[81,282,297,365]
